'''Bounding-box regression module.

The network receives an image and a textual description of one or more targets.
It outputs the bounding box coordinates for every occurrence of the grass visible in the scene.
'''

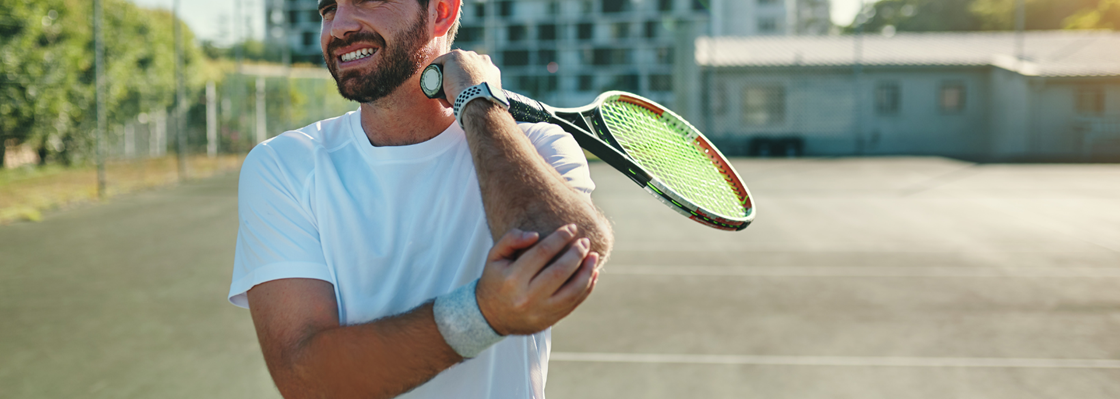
[0,154,244,224]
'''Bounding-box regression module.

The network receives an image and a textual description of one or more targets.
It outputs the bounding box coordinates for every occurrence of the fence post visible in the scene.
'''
[256,76,267,144]
[93,0,106,198]
[207,81,218,157]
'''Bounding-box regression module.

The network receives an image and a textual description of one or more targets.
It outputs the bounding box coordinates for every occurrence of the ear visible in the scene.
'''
[432,0,460,38]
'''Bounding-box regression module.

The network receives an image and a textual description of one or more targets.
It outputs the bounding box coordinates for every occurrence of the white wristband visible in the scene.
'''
[433,279,504,359]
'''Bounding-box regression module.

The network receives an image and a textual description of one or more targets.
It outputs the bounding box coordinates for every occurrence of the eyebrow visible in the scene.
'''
[318,0,336,10]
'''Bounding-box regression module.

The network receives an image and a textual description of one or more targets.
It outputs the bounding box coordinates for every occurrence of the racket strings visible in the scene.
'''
[599,100,745,218]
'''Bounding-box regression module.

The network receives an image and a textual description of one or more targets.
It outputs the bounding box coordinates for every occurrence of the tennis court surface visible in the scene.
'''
[2,157,1119,398]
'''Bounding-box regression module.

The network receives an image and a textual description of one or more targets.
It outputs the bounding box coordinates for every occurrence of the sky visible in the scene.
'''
[127,0,267,46]
[127,0,870,45]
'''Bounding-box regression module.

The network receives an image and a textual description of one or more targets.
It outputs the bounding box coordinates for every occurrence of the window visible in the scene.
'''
[577,23,594,40]
[473,4,485,18]
[645,20,658,38]
[610,74,640,91]
[1076,87,1105,116]
[458,26,484,43]
[692,0,709,11]
[758,17,778,33]
[659,0,674,11]
[537,49,556,65]
[579,75,594,91]
[538,24,557,41]
[503,50,530,66]
[758,0,780,4]
[939,82,966,113]
[655,47,673,64]
[302,31,315,47]
[742,86,786,125]
[649,74,673,92]
[308,10,320,23]
[507,25,526,42]
[602,0,629,13]
[876,82,900,116]
[548,1,560,15]
[499,1,513,17]
[289,10,299,24]
[517,75,558,96]
[591,48,630,65]
[612,23,629,39]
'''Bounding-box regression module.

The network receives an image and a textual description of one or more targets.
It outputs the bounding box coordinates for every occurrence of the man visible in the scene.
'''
[227,0,613,398]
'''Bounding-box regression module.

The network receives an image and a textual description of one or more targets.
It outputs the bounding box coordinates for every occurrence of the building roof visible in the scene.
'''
[697,31,1120,77]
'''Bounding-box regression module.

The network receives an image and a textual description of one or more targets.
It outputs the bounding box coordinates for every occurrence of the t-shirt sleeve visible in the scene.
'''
[228,142,332,309]
[520,122,596,197]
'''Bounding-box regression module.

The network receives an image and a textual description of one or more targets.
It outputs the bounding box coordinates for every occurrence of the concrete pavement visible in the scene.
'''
[2,157,1118,398]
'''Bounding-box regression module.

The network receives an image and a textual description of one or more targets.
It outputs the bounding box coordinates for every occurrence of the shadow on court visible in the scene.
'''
[2,157,1119,398]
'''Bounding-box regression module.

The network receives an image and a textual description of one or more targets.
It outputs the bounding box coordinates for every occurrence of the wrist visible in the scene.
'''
[454,82,509,127]
[433,279,505,359]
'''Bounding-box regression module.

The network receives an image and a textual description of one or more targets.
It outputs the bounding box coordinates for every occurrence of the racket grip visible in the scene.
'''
[421,63,551,124]
[504,91,550,124]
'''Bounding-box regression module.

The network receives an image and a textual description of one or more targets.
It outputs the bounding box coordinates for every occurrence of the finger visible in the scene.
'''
[549,252,598,304]
[528,237,590,295]
[488,228,540,262]
[569,268,600,310]
[510,224,578,280]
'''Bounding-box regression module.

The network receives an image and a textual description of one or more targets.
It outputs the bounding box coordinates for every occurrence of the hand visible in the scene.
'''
[429,50,503,106]
[476,225,601,336]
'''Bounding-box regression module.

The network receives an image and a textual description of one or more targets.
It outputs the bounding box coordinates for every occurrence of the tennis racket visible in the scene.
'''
[420,64,754,231]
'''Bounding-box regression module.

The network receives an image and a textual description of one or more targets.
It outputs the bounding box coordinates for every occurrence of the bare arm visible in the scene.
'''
[434,51,614,258]
[248,279,460,399]
[248,229,599,398]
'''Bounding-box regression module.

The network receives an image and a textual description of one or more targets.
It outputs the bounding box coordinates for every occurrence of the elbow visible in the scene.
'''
[583,213,614,263]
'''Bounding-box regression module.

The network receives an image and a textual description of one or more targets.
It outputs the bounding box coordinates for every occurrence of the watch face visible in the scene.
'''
[421,65,444,98]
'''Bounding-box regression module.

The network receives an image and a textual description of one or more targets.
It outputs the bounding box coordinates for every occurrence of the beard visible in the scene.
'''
[325,12,430,104]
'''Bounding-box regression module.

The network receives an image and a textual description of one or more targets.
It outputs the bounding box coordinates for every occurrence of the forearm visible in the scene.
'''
[461,101,613,256]
[269,303,461,399]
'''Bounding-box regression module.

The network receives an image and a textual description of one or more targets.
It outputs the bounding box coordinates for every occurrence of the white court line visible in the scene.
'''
[550,352,1120,369]
[604,265,1120,278]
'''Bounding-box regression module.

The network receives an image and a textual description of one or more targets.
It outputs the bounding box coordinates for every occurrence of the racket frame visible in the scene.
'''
[420,64,754,231]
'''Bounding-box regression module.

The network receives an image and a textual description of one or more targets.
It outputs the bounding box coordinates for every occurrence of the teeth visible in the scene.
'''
[340,48,375,62]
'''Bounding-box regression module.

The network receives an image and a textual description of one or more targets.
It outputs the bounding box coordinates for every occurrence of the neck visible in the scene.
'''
[358,72,456,147]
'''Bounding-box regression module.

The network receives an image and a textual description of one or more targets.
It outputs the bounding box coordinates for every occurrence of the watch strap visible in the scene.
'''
[453,82,510,126]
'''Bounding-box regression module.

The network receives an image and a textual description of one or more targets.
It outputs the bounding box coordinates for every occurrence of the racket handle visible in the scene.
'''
[420,63,551,124]
[504,91,550,124]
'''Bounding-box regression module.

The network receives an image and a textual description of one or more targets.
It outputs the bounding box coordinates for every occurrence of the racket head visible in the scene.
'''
[585,92,755,231]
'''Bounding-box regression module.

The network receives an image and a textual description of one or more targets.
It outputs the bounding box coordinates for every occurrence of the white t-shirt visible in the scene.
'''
[229,109,594,399]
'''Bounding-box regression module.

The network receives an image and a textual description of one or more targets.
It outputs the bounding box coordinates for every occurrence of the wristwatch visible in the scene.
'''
[453,82,510,126]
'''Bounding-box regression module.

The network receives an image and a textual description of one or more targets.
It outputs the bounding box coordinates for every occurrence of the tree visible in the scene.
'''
[1063,0,1120,29]
[0,0,205,166]
[848,0,984,33]
[970,0,1102,30]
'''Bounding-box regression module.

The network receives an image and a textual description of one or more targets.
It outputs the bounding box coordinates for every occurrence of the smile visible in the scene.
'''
[340,48,377,63]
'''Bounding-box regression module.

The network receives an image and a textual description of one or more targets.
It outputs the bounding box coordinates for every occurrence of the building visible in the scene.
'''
[692,31,1120,161]
[265,0,829,108]
[264,0,325,65]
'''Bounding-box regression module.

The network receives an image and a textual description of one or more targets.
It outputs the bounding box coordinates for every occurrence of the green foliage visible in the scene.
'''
[847,0,983,33]
[848,0,1119,32]
[0,0,204,166]
[1063,0,1120,29]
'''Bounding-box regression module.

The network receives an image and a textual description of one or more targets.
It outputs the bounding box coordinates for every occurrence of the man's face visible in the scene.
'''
[320,1,432,104]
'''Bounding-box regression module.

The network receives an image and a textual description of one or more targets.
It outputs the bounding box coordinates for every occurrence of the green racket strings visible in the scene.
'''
[599,99,745,219]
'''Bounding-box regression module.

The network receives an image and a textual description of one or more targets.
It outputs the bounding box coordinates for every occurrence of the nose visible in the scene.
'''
[329,3,361,41]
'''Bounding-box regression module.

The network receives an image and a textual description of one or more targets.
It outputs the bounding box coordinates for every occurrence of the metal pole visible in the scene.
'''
[207,81,218,157]
[174,0,188,179]
[853,1,866,155]
[256,77,267,144]
[94,0,106,198]
[1015,0,1026,60]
